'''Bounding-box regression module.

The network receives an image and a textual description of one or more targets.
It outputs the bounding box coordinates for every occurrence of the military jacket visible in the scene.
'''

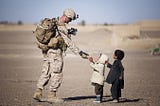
[48,18,80,54]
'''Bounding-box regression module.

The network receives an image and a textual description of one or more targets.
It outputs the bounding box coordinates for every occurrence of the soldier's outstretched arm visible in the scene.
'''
[61,32,80,54]
[57,24,89,57]
[58,28,89,58]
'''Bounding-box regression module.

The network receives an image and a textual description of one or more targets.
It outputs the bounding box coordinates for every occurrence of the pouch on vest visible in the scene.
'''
[36,41,49,53]
[57,36,68,52]
[48,36,68,52]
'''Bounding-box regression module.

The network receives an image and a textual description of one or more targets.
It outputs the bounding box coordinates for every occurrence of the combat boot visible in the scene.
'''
[47,91,64,103]
[33,88,42,101]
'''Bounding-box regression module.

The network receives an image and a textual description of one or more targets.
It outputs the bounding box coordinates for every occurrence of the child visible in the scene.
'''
[106,49,124,103]
[89,54,109,103]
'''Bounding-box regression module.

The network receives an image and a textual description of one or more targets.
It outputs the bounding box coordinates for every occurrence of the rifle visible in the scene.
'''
[68,28,78,36]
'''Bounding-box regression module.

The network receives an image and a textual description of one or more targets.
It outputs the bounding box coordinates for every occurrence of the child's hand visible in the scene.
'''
[88,56,94,62]
[119,76,122,79]
[105,60,109,64]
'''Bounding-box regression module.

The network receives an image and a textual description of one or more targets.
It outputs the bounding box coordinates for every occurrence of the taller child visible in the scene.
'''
[106,49,124,103]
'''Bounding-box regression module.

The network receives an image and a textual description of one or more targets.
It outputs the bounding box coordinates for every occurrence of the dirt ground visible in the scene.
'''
[0,27,160,106]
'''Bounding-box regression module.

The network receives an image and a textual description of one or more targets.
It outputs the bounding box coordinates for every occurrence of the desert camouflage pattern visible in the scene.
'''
[36,18,80,91]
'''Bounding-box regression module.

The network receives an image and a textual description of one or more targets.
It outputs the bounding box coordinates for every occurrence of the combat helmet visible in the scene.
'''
[63,8,78,20]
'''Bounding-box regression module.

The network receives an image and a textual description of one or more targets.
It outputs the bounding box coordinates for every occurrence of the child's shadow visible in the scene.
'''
[64,95,111,101]
[64,95,141,103]
[119,98,141,103]
[103,98,141,103]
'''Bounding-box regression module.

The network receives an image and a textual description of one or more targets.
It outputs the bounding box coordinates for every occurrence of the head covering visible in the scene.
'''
[63,8,77,20]
[97,54,109,64]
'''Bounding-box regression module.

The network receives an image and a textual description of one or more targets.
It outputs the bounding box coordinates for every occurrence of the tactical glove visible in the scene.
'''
[79,51,89,59]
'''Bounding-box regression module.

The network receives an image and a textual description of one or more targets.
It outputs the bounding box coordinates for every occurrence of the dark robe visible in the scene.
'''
[106,60,124,84]
[106,59,124,99]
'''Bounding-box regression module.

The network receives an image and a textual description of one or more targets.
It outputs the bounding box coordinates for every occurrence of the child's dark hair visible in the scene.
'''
[114,49,124,60]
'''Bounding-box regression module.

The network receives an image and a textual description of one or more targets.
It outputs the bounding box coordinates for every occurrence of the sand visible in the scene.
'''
[0,22,160,106]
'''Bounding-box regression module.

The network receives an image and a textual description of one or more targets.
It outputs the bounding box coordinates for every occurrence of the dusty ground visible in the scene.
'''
[0,24,160,106]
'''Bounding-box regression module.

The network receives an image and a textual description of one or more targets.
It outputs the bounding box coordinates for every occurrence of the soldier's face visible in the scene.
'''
[65,16,72,23]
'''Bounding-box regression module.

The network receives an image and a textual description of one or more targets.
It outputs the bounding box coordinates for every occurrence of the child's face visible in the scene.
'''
[113,54,117,59]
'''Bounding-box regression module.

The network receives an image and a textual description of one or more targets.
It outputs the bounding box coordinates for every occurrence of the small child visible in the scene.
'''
[89,54,109,103]
[106,49,125,103]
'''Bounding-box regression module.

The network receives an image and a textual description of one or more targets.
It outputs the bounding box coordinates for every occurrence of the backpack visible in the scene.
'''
[33,18,57,44]
[34,18,68,53]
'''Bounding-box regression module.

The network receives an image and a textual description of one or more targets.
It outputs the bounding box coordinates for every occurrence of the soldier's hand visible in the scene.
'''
[79,51,89,59]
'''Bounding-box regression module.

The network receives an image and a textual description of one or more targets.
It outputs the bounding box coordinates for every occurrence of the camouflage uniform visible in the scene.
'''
[36,18,80,92]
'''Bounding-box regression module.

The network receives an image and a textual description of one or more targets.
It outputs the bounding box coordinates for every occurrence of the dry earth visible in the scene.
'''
[0,23,160,106]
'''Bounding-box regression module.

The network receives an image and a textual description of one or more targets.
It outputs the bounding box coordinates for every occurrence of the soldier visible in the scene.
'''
[33,8,88,103]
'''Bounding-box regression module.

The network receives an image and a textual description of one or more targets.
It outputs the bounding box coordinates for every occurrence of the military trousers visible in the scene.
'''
[37,49,63,92]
